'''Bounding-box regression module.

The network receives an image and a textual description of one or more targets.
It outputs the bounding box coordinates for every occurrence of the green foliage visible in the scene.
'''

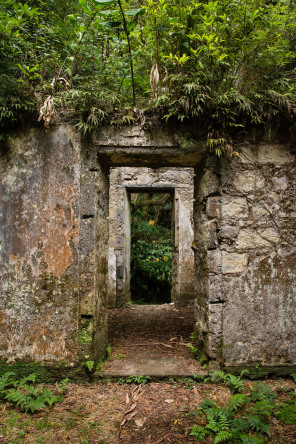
[227,394,248,412]
[118,375,151,385]
[0,372,62,413]
[130,192,173,302]
[1,0,295,143]
[212,370,249,393]
[0,362,56,383]
[190,394,270,443]
[250,381,276,402]
[126,375,151,385]
[277,402,296,425]
[81,355,95,373]
[78,318,93,344]
[188,375,296,443]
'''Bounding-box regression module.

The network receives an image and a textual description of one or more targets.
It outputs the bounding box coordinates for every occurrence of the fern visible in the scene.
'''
[250,382,276,402]
[212,371,246,393]
[247,415,270,437]
[214,430,233,443]
[225,374,244,393]
[189,425,208,440]
[212,371,225,381]
[250,400,275,418]
[0,372,17,394]
[228,394,248,411]
[241,437,264,444]
[1,373,62,413]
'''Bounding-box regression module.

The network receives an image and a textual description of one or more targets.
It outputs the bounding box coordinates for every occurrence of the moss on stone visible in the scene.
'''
[0,362,87,383]
[224,365,296,379]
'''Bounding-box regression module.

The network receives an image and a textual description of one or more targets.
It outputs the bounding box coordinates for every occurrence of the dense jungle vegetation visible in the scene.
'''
[130,192,173,303]
[0,0,295,153]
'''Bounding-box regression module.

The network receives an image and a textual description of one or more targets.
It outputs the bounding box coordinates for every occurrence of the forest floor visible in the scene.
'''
[0,305,296,443]
[0,378,295,443]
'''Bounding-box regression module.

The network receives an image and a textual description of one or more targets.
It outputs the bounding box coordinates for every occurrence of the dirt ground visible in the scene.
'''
[104,305,204,376]
[0,379,295,443]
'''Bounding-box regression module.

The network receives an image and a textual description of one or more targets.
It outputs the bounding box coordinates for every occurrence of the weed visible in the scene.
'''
[119,375,151,385]
[106,346,112,358]
[78,318,93,345]
[82,356,95,372]
[114,354,125,360]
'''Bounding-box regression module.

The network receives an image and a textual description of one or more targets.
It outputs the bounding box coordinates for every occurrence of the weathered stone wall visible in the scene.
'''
[220,145,296,368]
[78,140,109,358]
[108,167,195,307]
[194,143,296,370]
[1,122,295,370]
[0,126,81,364]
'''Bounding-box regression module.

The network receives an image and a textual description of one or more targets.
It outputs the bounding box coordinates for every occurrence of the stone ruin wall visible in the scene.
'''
[194,144,296,369]
[0,123,295,371]
[0,127,81,363]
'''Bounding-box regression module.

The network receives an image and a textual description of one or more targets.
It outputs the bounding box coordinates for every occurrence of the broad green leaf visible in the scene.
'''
[127,19,137,33]
[92,0,116,5]
[101,20,122,28]
[125,8,146,17]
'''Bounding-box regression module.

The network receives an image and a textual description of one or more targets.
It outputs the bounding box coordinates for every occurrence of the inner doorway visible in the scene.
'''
[130,191,174,304]
[107,167,195,308]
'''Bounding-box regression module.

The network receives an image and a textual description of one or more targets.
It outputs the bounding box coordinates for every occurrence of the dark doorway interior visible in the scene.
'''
[130,191,173,304]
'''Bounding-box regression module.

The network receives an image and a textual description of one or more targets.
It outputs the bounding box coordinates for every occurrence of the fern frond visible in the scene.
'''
[227,394,248,411]
[214,430,232,443]
[247,415,270,437]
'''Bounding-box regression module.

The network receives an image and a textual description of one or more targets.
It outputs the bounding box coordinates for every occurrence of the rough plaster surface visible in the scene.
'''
[0,127,81,363]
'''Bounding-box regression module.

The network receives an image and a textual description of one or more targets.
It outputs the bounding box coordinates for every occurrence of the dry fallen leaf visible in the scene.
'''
[135,417,146,428]
[125,402,137,414]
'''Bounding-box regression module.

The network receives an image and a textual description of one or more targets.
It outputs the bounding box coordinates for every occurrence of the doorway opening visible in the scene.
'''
[107,167,195,308]
[130,191,174,304]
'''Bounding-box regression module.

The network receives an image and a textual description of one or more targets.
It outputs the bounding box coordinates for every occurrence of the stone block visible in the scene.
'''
[237,228,279,250]
[206,196,221,219]
[258,228,280,245]
[222,251,248,274]
[208,250,222,273]
[221,197,248,218]
[208,303,223,358]
[209,277,223,302]
[234,171,265,193]
[272,176,288,191]
[80,292,94,316]
[240,144,294,165]
[219,225,240,243]
[198,170,219,197]
[208,220,218,249]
